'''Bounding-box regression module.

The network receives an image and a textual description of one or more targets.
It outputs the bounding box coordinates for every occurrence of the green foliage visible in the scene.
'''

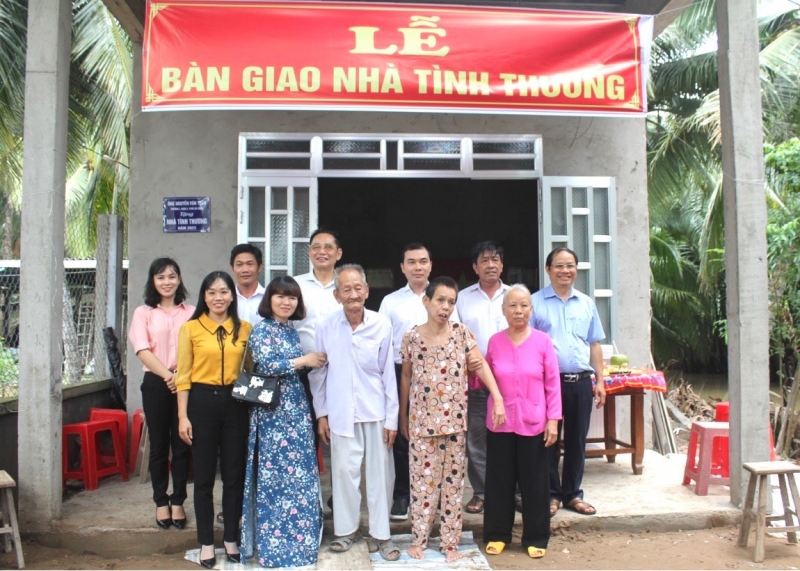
[0,0,132,259]
[648,2,800,372]
[765,139,800,385]
[0,341,18,398]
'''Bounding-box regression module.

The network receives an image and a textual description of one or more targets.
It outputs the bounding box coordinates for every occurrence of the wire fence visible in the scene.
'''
[0,262,128,399]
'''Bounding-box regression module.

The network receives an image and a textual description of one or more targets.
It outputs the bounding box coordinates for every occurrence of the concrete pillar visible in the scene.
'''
[17,0,72,528]
[93,215,124,379]
[126,43,144,416]
[716,0,770,505]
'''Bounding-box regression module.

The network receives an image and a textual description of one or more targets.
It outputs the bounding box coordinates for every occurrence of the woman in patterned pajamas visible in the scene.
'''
[399,276,506,562]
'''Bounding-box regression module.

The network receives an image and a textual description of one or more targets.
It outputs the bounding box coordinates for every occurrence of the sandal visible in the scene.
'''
[465,495,485,514]
[330,531,363,552]
[375,538,401,561]
[527,546,546,559]
[485,541,506,555]
[549,498,560,517]
[565,497,596,515]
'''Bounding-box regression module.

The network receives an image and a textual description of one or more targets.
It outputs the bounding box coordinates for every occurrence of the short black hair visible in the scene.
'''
[471,240,504,264]
[545,247,579,267]
[230,244,263,267]
[401,242,431,262]
[309,228,341,249]
[143,257,189,307]
[258,276,306,321]
[424,276,459,300]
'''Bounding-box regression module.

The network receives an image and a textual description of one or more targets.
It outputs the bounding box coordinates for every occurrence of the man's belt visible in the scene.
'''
[560,371,594,382]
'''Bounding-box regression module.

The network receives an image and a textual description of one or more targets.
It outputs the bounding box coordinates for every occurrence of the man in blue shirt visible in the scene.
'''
[531,247,606,516]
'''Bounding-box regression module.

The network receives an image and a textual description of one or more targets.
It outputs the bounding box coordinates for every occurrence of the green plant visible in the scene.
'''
[0,339,19,398]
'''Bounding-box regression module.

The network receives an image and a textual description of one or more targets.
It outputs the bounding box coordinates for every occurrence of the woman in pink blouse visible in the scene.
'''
[129,258,195,530]
[483,284,561,559]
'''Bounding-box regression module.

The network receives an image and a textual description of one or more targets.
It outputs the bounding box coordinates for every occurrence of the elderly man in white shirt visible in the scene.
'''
[231,244,265,325]
[455,241,510,515]
[309,264,400,561]
[378,242,460,521]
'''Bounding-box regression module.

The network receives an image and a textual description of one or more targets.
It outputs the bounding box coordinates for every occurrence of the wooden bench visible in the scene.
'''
[738,461,800,562]
[0,470,24,569]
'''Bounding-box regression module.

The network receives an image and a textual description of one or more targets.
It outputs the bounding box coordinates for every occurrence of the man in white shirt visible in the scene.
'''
[292,229,342,511]
[309,264,400,561]
[455,241,510,515]
[378,242,460,521]
[230,244,265,326]
[293,229,343,353]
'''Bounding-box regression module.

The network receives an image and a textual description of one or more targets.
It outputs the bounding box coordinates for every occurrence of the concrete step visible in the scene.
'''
[27,450,742,558]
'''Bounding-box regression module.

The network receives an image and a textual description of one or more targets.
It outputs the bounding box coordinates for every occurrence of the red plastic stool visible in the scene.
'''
[129,408,145,471]
[683,421,730,495]
[89,408,128,467]
[63,419,129,490]
[713,402,731,477]
[714,402,777,479]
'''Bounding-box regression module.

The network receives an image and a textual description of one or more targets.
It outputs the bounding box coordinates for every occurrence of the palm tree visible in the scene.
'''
[647,1,800,371]
[0,0,132,259]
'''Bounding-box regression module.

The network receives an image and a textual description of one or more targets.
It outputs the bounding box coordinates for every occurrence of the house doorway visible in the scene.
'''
[318,177,539,310]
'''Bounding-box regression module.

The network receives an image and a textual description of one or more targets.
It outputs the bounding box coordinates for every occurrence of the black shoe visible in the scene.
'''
[156,508,172,529]
[199,546,216,569]
[171,504,187,529]
[326,495,334,515]
[215,511,224,525]
[390,498,409,521]
[224,541,241,563]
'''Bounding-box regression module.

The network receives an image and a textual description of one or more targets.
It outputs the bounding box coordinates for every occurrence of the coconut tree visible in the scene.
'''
[0,0,132,259]
[647,1,800,371]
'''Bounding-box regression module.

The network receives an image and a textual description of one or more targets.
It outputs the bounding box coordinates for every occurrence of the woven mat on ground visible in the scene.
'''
[369,531,491,570]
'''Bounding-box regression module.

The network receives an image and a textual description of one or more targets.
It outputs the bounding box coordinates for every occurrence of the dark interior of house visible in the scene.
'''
[319,177,540,310]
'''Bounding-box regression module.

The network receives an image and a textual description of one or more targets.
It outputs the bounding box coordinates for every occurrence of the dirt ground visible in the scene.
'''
[2,524,799,570]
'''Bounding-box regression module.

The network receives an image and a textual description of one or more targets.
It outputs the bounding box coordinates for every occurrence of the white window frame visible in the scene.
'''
[237,176,318,278]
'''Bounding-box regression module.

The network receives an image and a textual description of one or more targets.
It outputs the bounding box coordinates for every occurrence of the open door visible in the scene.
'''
[238,176,318,282]
[540,176,616,346]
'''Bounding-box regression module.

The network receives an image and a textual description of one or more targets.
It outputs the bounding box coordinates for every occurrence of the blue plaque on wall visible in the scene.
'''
[163,197,211,233]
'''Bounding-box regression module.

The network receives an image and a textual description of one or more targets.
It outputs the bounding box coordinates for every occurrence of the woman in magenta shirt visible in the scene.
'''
[482,284,561,559]
[129,257,195,530]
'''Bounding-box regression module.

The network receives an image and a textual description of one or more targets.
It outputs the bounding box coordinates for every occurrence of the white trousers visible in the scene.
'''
[331,421,395,540]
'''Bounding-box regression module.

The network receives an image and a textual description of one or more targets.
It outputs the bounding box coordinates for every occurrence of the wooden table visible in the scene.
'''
[584,369,667,475]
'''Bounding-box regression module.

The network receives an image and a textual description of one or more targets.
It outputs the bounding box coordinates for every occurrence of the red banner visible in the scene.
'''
[142,1,652,115]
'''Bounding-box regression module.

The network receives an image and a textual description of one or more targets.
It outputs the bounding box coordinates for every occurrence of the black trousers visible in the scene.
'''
[392,363,410,502]
[548,377,593,503]
[187,384,248,545]
[140,372,191,507]
[484,431,550,549]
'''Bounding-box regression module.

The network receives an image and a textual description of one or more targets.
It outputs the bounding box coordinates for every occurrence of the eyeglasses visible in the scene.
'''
[310,244,337,252]
[552,264,577,271]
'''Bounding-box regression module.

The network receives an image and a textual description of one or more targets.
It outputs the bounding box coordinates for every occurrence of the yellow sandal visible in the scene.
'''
[527,546,546,559]
[485,541,506,555]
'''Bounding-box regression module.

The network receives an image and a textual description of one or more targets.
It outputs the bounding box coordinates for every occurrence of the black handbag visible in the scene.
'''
[231,340,281,409]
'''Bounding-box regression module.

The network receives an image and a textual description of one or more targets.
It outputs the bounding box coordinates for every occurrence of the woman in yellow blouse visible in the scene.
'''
[177,271,252,569]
